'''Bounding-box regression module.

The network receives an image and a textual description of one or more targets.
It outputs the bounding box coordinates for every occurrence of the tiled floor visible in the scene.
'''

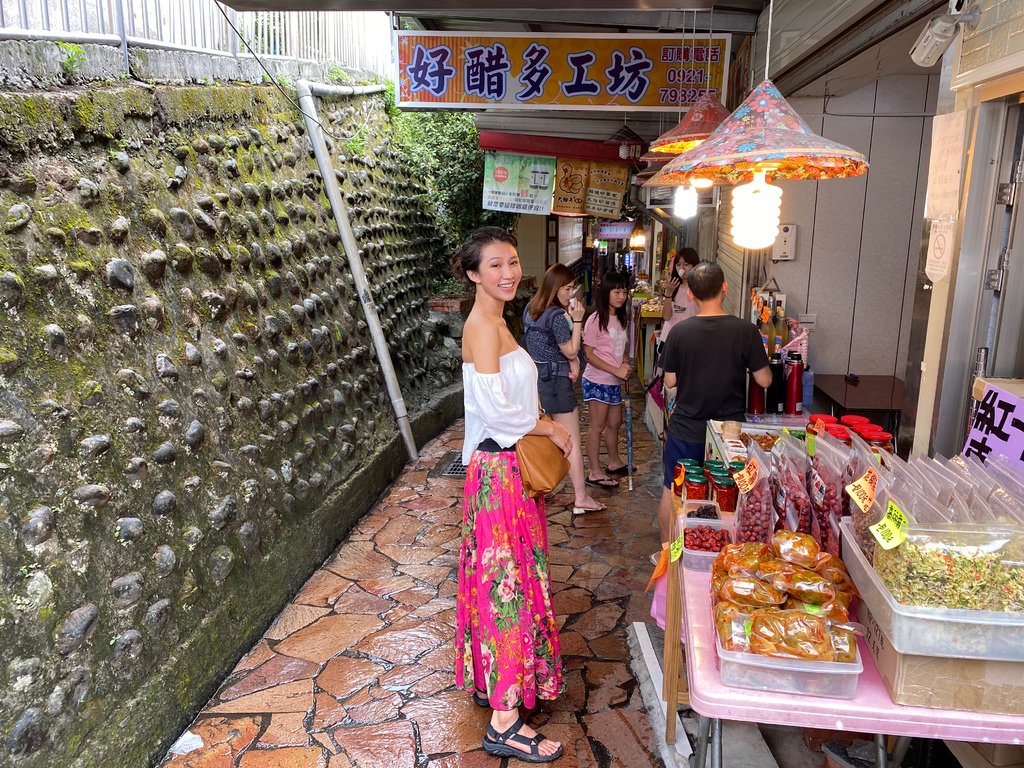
[159,393,667,767]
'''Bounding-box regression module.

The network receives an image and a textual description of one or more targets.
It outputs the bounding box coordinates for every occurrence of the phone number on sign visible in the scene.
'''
[658,87,718,105]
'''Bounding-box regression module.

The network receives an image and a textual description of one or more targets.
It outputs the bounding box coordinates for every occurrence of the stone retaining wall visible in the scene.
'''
[0,82,459,767]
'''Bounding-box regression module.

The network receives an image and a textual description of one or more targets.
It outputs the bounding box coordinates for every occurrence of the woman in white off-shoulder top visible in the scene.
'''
[453,227,569,763]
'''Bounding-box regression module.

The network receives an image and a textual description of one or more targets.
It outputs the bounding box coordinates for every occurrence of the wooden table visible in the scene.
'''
[814,374,904,434]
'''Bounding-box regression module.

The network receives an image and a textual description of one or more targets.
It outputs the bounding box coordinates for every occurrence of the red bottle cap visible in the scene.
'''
[824,425,851,439]
[808,413,838,425]
[851,423,882,436]
[839,415,870,427]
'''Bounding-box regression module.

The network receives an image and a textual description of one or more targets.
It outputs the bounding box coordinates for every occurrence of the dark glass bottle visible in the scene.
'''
[766,353,785,414]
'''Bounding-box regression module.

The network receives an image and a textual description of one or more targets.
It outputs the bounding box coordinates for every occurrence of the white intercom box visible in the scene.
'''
[772,224,796,261]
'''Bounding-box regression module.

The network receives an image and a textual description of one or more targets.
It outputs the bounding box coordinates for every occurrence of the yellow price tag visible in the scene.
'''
[845,466,878,514]
[670,532,684,563]
[869,500,908,550]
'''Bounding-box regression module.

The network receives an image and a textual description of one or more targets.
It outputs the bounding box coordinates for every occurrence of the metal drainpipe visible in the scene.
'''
[295,79,419,461]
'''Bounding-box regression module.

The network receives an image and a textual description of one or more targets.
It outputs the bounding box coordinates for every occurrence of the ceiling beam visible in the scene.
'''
[222,0,720,10]
[772,0,945,94]
[400,9,758,33]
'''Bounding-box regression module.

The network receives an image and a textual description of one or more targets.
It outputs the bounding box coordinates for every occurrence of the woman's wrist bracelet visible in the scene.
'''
[573,320,583,324]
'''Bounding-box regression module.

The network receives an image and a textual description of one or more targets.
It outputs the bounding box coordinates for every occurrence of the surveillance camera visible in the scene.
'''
[910,14,959,67]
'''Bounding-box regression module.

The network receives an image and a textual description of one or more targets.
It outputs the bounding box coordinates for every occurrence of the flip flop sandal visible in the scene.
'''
[482,716,564,763]
[585,476,619,489]
[572,502,608,515]
[472,690,489,708]
[606,464,637,476]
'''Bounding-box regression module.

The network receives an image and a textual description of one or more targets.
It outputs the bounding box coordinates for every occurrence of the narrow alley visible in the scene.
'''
[159,393,666,768]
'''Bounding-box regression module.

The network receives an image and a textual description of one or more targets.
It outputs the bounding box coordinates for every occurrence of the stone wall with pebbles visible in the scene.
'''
[0,84,459,767]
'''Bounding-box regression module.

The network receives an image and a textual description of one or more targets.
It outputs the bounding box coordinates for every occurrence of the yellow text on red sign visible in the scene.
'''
[396,31,731,111]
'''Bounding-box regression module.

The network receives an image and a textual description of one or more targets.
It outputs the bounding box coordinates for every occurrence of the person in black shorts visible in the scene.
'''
[523,264,606,515]
[657,262,772,545]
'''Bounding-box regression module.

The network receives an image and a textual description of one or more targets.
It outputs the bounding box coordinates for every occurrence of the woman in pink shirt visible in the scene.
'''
[581,270,632,488]
[659,247,699,346]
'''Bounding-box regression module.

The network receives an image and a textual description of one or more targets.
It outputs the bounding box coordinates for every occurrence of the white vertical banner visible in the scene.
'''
[925,111,967,220]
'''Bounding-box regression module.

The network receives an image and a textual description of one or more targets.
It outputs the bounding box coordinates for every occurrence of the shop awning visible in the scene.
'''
[478,131,631,164]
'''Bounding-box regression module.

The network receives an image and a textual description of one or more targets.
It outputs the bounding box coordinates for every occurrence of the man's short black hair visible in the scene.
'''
[687,262,725,301]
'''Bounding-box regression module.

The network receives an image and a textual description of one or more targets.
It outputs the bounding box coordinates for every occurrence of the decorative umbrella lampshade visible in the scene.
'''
[646,79,868,247]
[651,90,732,156]
[604,125,647,160]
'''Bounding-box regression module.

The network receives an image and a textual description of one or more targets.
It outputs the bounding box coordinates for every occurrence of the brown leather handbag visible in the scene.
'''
[515,415,570,498]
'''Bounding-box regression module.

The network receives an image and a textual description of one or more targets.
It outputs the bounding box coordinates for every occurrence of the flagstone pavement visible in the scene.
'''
[159,393,667,768]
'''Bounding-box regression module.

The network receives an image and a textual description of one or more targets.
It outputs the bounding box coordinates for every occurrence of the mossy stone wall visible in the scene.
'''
[0,83,459,767]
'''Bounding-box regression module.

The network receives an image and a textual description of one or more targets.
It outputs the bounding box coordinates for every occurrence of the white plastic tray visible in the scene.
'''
[840,519,1024,661]
[716,633,862,699]
[682,516,733,572]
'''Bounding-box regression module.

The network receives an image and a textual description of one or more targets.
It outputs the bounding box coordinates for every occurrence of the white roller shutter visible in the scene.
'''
[716,192,747,320]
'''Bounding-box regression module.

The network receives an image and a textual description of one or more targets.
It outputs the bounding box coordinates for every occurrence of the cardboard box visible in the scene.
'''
[860,603,1024,716]
[970,743,1024,767]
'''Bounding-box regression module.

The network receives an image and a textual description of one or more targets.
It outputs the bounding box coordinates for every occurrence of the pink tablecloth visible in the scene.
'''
[682,567,1024,744]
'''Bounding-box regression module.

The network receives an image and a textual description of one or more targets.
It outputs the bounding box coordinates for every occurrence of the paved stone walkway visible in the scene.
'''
[159,393,665,768]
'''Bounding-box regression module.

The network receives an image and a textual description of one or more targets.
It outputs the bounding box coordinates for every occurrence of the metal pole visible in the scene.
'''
[964,346,988,444]
[112,0,130,73]
[692,715,710,768]
[709,718,722,768]
[295,79,418,461]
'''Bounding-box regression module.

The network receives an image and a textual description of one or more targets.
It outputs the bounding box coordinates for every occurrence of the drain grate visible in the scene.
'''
[441,454,468,478]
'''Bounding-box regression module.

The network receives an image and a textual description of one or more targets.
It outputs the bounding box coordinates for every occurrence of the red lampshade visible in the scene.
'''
[650,91,732,155]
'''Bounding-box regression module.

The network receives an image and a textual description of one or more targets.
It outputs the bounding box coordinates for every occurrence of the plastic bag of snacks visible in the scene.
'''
[771,531,827,569]
[814,559,859,603]
[746,609,836,661]
[759,566,837,607]
[774,435,819,539]
[784,597,850,624]
[714,600,754,652]
[718,575,787,607]
[809,432,847,557]
[734,443,774,544]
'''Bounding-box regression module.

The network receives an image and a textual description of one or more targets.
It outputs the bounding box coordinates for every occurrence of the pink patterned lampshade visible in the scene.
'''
[650,91,732,155]
[646,80,868,187]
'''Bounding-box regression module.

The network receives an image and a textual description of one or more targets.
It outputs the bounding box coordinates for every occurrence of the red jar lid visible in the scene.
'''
[840,415,870,427]
[852,423,882,436]
[808,413,838,424]
[866,431,892,441]
[824,425,851,439]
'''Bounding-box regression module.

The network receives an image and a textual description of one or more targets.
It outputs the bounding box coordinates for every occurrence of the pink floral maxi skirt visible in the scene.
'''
[455,450,564,710]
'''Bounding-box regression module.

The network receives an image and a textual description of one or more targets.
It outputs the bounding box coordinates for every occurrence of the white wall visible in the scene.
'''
[760,73,939,377]
[514,214,548,282]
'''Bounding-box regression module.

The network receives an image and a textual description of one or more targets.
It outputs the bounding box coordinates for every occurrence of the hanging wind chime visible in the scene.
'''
[646,0,868,247]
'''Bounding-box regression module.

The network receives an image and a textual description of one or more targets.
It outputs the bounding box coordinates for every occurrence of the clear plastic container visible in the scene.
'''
[682,515,733,572]
[839,519,1024,661]
[715,633,862,699]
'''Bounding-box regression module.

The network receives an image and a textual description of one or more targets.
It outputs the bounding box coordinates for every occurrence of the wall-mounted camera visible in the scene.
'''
[910,4,980,68]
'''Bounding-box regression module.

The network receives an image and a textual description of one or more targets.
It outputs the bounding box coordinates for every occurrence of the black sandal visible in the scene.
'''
[482,716,564,763]
[473,690,489,708]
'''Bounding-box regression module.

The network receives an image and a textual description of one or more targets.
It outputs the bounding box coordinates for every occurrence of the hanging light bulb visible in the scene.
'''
[673,185,698,219]
[730,168,782,249]
[690,176,713,189]
[629,220,647,251]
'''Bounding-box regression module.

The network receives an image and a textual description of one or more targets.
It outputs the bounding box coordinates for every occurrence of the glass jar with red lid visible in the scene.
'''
[865,431,894,453]
[839,414,870,428]
[715,478,738,513]
[684,473,709,501]
[824,425,852,446]
[851,422,882,437]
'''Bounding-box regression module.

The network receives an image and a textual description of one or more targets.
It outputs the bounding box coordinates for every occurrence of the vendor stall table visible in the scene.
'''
[679,566,1024,768]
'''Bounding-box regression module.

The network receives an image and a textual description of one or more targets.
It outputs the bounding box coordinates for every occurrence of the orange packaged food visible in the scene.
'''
[783,597,850,624]
[771,531,828,569]
[761,567,837,606]
[718,576,787,607]
[831,627,858,663]
[814,559,859,599]
[747,609,835,661]
[714,600,752,652]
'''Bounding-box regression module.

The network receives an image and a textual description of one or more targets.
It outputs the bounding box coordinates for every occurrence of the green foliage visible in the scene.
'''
[327,64,352,85]
[55,41,87,76]
[431,275,469,297]
[344,124,370,156]
[382,80,401,122]
[392,107,518,247]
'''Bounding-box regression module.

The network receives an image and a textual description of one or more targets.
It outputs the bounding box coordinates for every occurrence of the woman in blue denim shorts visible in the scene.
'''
[523,265,606,514]
[581,270,632,489]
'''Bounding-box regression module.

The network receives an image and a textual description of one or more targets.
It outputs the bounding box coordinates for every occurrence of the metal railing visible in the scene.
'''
[0,0,393,76]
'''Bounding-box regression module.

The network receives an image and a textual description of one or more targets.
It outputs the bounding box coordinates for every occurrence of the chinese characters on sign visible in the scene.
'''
[396,32,731,111]
[482,152,555,215]
[550,158,628,218]
[963,385,1024,472]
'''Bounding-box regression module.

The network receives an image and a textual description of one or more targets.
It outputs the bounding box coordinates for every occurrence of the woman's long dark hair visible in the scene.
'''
[452,226,518,283]
[667,247,700,302]
[526,263,575,321]
[595,269,630,332]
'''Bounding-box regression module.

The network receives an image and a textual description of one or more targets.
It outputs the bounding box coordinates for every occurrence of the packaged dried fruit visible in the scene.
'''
[784,597,850,624]
[809,432,848,557]
[771,531,826,569]
[747,609,835,661]
[714,541,772,573]
[831,627,858,663]
[760,566,837,606]
[814,559,859,600]
[773,435,818,539]
[719,576,787,607]
[735,443,774,544]
[714,600,752,652]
